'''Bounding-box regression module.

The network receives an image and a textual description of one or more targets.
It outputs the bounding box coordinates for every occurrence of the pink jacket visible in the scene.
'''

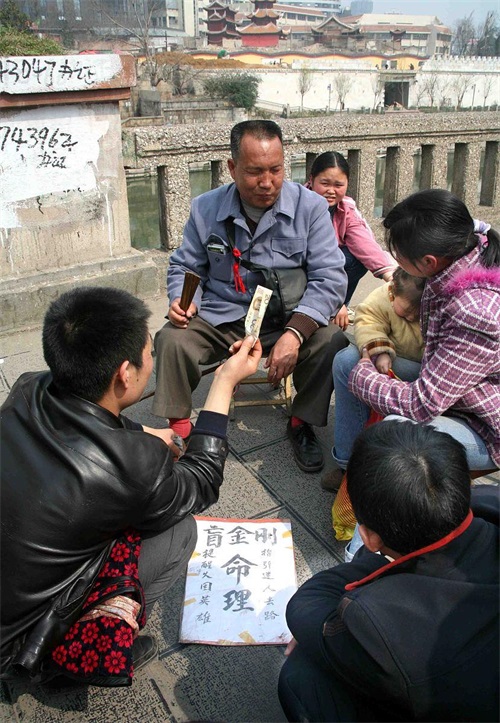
[349,242,500,466]
[334,196,396,278]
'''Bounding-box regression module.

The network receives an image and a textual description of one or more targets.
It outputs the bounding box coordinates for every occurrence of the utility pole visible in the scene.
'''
[327,83,331,113]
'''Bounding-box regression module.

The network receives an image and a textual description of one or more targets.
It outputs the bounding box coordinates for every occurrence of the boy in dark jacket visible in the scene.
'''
[279,421,499,722]
[1,287,262,683]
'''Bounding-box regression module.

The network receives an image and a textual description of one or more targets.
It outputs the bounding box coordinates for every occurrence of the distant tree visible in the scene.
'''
[203,73,260,110]
[370,73,384,112]
[452,12,475,55]
[413,78,427,109]
[0,27,63,54]
[297,66,313,111]
[450,74,471,109]
[91,0,164,87]
[476,11,499,56]
[333,73,351,110]
[422,73,440,108]
[436,78,450,109]
[0,0,30,31]
[482,75,494,108]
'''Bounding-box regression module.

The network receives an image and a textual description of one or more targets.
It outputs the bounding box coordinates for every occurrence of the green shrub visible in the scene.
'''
[203,72,260,110]
[0,27,64,55]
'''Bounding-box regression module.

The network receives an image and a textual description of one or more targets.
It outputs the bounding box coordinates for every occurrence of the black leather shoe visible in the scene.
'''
[287,420,324,473]
[132,634,158,673]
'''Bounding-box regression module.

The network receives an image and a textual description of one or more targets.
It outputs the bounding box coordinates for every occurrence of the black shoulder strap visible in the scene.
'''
[224,218,235,251]
[224,217,263,272]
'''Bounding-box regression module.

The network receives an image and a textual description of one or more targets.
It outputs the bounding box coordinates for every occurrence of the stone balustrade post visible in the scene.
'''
[428,142,450,189]
[452,142,482,209]
[383,145,416,214]
[480,141,499,208]
[158,163,192,250]
[354,144,378,220]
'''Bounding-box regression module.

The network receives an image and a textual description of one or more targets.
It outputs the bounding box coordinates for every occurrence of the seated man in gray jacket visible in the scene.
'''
[1,286,262,683]
[153,120,348,473]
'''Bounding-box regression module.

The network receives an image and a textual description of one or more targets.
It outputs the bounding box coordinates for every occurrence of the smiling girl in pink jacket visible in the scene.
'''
[307,151,396,329]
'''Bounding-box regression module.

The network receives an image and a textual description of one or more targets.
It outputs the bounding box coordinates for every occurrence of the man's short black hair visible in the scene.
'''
[347,421,471,555]
[42,286,151,403]
[230,120,283,161]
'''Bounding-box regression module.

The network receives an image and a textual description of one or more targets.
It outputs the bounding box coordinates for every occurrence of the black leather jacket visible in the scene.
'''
[0,372,228,675]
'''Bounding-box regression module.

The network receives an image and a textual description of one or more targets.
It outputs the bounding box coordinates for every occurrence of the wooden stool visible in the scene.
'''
[229,373,293,420]
[140,363,293,420]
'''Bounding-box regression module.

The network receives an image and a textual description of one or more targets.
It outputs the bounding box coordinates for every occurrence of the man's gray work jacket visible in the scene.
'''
[167,180,347,328]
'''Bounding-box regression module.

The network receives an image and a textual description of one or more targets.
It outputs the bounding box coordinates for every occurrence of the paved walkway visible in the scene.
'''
[1,276,498,722]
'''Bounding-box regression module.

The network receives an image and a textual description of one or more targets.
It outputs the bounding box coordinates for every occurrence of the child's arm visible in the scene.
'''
[354,286,396,367]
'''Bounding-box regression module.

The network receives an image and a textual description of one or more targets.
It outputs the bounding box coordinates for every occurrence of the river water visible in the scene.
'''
[126,150,461,250]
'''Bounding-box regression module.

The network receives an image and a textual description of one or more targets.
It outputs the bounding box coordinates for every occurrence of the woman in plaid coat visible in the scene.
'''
[333,189,500,474]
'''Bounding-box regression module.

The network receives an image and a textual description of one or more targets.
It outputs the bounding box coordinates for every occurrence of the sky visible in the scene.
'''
[370,0,499,26]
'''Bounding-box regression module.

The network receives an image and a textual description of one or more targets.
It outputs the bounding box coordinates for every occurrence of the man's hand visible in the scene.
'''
[264,331,300,383]
[203,337,263,415]
[333,304,349,331]
[375,352,392,374]
[168,298,198,329]
[143,427,182,460]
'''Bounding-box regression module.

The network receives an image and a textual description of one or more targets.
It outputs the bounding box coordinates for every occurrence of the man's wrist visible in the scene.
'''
[284,327,304,345]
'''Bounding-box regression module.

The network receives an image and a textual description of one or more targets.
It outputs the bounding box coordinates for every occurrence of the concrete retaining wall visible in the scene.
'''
[0,54,166,333]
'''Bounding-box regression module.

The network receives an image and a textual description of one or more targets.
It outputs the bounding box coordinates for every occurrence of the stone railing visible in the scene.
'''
[122,111,500,249]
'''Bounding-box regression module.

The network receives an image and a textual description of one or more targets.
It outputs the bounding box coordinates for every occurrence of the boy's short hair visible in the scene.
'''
[347,421,471,555]
[42,287,151,403]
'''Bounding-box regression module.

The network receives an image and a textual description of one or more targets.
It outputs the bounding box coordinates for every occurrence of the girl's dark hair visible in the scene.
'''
[310,151,349,181]
[391,267,426,312]
[384,189,500,268]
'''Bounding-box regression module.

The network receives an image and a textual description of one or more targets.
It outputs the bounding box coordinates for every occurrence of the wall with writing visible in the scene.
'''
[0,55,132,95]
[0,103,131,278]
[0,54,164,333]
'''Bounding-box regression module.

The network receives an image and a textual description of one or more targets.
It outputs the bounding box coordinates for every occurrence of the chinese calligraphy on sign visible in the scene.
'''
[180,517,297,645]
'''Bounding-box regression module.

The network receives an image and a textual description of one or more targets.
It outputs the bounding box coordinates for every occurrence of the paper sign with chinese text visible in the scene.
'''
[180,517,297,645]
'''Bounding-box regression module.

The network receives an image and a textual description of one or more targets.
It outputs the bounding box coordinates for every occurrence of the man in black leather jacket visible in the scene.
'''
[0,286,262,680]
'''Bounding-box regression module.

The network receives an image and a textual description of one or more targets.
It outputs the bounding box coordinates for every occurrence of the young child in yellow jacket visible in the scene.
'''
[354,267,425,373]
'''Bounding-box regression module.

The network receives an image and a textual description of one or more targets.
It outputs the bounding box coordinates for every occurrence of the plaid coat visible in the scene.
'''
[349,242,500,466]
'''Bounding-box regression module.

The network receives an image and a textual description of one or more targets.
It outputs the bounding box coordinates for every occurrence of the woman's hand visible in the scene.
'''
[359,347,374,364]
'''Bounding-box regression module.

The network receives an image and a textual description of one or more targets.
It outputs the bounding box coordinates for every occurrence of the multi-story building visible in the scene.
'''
[283,0,341,14]
[349,0,372,15]
[345,13,451,55]
[312,13,451,56]
[18,0,189,48]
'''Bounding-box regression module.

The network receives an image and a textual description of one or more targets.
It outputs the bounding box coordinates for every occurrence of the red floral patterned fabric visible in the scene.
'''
[49,530,145,686]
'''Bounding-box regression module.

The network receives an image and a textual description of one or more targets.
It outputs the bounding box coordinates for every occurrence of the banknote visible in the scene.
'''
[245,285,273,340]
